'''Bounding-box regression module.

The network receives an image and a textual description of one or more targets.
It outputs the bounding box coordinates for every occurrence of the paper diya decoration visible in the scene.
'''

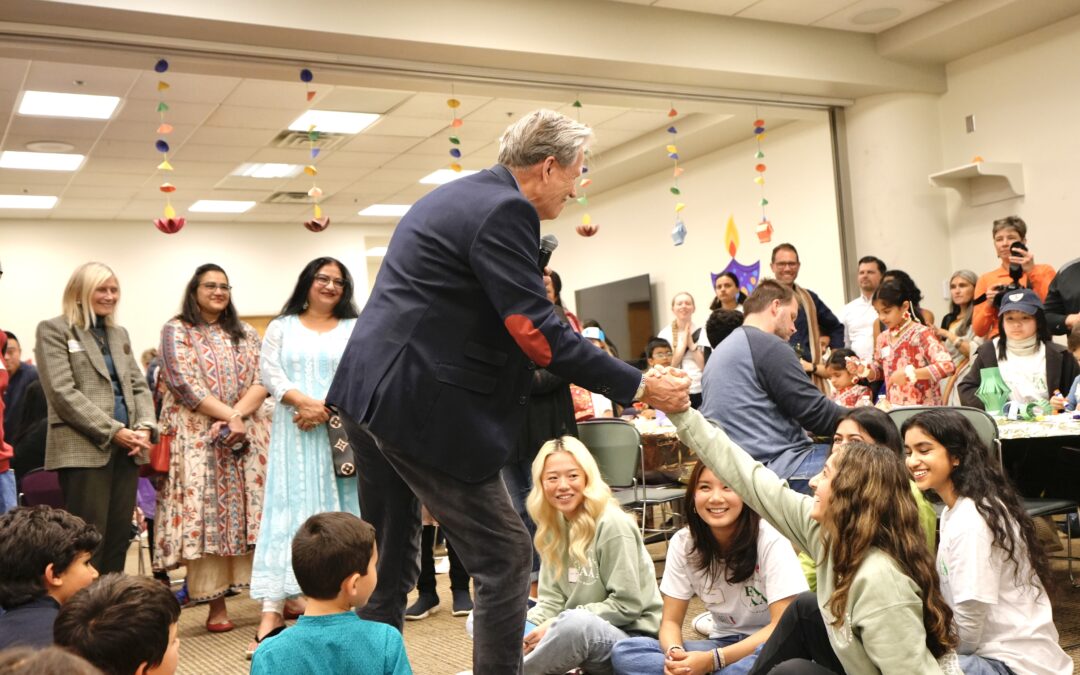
[151,58,183,233]
[756,219,774,243]
[714,216,760,295]
[666,107,687,245]
[447,94,464,171]
[751,116,773,240]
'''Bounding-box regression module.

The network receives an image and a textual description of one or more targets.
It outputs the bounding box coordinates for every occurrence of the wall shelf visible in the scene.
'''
[928,162,1023,206]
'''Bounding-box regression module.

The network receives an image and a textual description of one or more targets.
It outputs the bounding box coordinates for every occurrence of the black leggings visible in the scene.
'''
[748,592,844,675]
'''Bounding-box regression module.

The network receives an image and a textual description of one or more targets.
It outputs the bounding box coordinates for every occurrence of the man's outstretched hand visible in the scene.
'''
[641,366,692,414]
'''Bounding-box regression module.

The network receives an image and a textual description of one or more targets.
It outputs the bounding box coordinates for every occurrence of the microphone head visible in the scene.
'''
[540,234,559,254]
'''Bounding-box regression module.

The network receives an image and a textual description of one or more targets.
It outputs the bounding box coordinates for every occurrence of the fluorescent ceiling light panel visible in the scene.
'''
[231,163,304,179]
[189,200,256,213]
[358,204,410,217]
[288,110,379,135]
[0,150,85,171]
[0,194,58,209]
[365,246,388,257]
[18,90,121,120]
[419,169,479,185]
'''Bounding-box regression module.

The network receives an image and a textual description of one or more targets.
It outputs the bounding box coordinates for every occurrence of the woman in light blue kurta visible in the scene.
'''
[249,257,361,656]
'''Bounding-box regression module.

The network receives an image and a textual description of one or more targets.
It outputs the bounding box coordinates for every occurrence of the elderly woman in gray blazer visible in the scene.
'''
[36,262,157,574]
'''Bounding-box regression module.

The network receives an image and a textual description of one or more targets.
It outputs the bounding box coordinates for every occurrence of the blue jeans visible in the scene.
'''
[0,469,15,514]
[611,634,760,674]
[524,608,630,675]
[958,654,1014,675]
[501,459,541,581]
[786,444,829,497]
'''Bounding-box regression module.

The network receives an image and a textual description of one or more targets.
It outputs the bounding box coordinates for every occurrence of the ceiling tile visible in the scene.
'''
[90,139,158,160]
[315,87,414,114]
[204,105,298,130]
[467,98,571,123]
[316,151,397,170]
[389,93,490,120]
[171,144,257,163]
[100,120,198,143]
[115,99,220,125]
[364,115,452,137]
[9,115,109,140]
[735,0,858,25]
[812,0,944,32]
[183,126,278,147]
[595,110,670,133]
[0,168,76,186]
[341,134,424,153]
[130,71,241,104]
[0,60,28,90]
[68,172,149,188]
[24,61,139,97]
[381,153,457,172]
[553,103,629,126]
[223,79,324,109]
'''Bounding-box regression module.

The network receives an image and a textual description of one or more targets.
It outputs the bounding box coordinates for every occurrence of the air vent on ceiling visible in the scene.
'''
[266,191,313,204]
[271,130,349,151]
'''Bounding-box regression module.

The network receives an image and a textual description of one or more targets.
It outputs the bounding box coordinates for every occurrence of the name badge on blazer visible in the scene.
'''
[68,339,86,353]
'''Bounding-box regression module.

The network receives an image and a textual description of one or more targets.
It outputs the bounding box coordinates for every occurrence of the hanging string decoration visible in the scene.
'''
[300,69,329,232]
[152,58,184,234]
[714,215,761,298]
[667,105,686,245]
[447,90,464,173]
[571,97,598,237]
[752,115,773,243]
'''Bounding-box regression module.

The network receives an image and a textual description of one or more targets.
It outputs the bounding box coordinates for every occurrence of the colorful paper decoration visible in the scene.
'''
[447,91,464,172]
[667,105,686,244]
[301,69,329,231]
[752,115,771,242]
[570,96,597,237]
[713,216,761,296]
[152,58,183,234]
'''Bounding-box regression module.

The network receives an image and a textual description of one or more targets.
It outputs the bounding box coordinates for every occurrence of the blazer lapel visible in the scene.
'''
[73,325,110,380]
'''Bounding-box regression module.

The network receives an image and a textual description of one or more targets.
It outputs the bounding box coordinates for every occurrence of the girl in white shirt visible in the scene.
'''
[658,292,708,409]
[610,461,807,675]
[902,409,1071,675]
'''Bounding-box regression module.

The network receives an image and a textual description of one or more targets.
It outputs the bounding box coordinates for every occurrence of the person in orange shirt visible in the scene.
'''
[971,216,1056,338]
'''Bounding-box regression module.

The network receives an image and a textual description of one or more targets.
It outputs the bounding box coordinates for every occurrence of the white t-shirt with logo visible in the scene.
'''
[659,521,808,638]
[938,497,1072,675]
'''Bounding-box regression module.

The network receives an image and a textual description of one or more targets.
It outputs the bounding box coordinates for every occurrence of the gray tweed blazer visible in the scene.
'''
[35,315,157,470]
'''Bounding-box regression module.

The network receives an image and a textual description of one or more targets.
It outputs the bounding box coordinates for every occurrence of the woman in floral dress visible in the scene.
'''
[156,263,270,632]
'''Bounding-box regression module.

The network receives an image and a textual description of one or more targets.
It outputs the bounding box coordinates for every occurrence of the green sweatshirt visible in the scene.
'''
[672,410,948,675]
[527,505,662,636]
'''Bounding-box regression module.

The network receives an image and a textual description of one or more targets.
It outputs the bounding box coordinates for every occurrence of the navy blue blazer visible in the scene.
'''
[327,165,641,482]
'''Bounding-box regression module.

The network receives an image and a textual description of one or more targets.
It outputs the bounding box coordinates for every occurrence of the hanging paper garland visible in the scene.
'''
[152,58,184,234]
[752,115,773,243]
[447,90,463,173]
[667,105,686,245]
[571,96,598,237]
[300,68,329,232]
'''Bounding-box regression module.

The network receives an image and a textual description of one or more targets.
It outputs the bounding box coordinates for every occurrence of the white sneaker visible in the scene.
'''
[692,611,713,637]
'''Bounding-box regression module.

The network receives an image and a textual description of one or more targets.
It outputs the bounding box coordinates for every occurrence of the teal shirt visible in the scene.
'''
[250,612,412,675]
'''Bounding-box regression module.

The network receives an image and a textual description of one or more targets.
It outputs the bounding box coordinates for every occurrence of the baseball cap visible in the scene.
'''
[998,287,1043,316]
[582,326,605,341]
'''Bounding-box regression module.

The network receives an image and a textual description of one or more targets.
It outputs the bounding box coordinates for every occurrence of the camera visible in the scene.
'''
[990,241,1028,309]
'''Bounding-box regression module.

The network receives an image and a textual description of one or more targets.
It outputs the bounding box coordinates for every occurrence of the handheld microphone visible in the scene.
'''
[538,234,559,272]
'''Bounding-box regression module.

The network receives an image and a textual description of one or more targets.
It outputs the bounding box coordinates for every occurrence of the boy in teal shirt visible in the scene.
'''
[251,512,412,675]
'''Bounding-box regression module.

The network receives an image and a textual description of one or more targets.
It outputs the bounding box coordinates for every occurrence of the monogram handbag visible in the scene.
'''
[325,406,357,478]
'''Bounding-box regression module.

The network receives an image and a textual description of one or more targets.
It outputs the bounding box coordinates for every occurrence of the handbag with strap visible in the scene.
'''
[325,406,357,478]
[139,434,173,477]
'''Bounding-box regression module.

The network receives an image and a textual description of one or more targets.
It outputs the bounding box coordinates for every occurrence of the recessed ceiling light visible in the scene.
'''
[25,141,75,153]
[851,7,902,25]
[231,163,304,179]
[189,200,256,213]
[288,110,380,135]
[0,194,58,209]
[419,169,480,185]
[358,204,410,217]
[365,246,388,257]
[0,150,85,171]
[18,90,121,120]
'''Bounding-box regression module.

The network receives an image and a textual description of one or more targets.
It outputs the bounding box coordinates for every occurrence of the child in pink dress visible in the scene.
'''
[848,280,954,406]
[825,349,871,407]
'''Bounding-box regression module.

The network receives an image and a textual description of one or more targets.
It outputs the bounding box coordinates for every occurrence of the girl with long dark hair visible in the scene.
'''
[710,272,747,313]
[902,409,1071,674]
[669,407,958,673]
[610,461,806,674]
[849,279,954,406]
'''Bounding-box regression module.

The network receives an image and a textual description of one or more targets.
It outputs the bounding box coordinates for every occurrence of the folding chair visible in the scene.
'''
[888,406,1079,587]
[18,467,64,508]
[577,419,685,544]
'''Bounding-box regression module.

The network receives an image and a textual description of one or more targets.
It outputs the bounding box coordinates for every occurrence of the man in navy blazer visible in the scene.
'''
[327,109,689,674]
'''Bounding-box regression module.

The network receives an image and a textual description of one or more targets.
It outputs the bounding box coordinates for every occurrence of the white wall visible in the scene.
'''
[844,92,952,319]
[0,221,372,362]
[938,13,1080,277]
[544,119,844,334]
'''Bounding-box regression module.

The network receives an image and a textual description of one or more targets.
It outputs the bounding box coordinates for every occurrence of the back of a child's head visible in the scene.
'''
[0,506,101,610]
[705,308,745,347]
[826,348,857,370]
[292,512,376,600]
[54,574,180,675]
[0,646,103,675]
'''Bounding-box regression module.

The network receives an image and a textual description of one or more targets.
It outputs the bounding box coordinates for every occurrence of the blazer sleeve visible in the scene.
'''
[118,326,158,436]
[958,342,994,409]
[468,198,641,403]
[35,319,123,448]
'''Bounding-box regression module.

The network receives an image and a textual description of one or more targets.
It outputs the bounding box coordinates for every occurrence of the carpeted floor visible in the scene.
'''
[160,541,1080,674]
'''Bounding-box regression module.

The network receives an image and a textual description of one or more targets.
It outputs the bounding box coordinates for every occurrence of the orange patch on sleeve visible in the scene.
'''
[504,314,553,367]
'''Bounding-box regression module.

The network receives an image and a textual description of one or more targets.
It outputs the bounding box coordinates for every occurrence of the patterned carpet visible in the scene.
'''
[158,541,1080,674]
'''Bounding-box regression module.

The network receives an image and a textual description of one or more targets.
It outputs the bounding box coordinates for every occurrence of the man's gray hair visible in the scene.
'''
[497,109,593,169]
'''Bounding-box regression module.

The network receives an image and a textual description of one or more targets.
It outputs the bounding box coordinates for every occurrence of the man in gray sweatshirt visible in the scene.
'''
[699,279,844,495]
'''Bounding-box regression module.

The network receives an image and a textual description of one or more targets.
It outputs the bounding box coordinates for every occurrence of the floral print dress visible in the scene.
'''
[865,321,954,406]
[155,319,269,569]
